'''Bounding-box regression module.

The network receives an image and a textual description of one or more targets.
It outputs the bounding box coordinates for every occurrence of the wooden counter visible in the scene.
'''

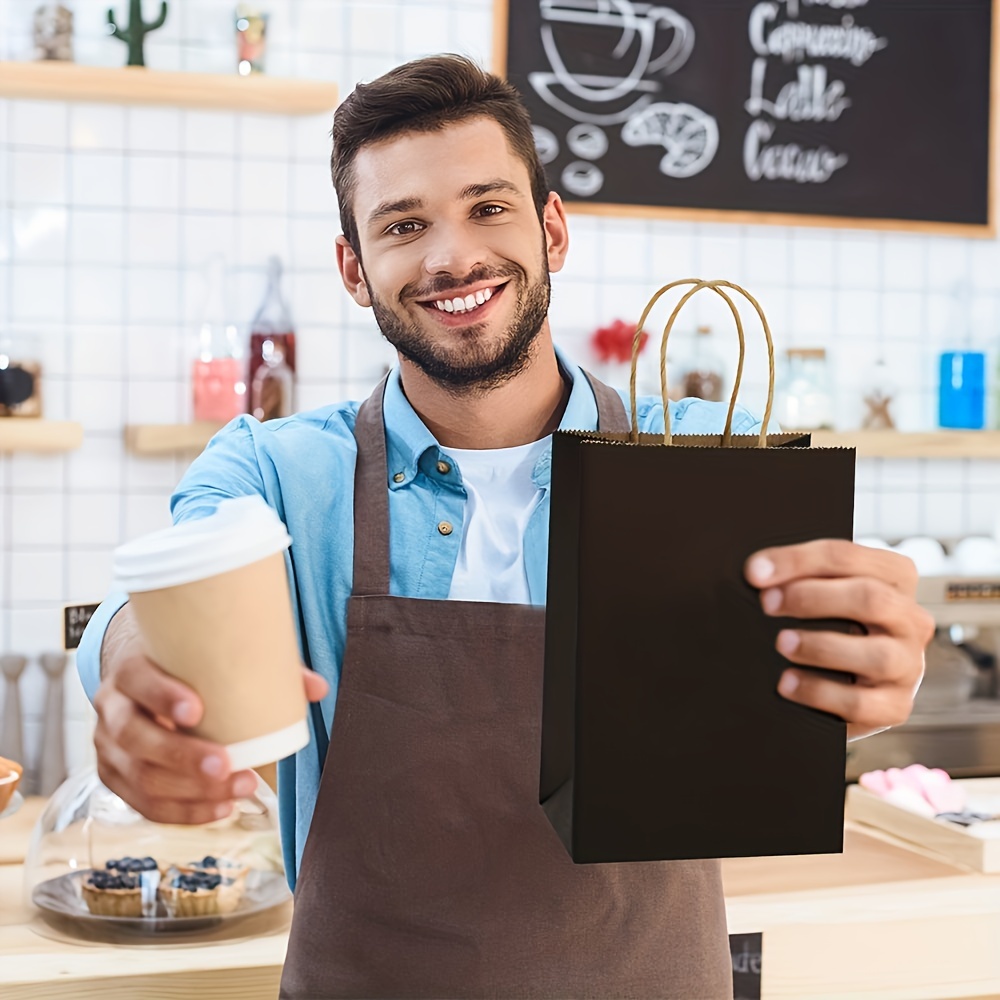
[724,827,1000,999]
[4,797,1000,999]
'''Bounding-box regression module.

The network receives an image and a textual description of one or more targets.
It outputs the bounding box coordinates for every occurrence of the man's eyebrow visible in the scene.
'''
[366,180,522,228]
[459,179,522,200]
[367,197,423,227]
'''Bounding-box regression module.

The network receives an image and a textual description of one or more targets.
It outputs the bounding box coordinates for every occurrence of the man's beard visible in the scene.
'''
[367,258,551,395]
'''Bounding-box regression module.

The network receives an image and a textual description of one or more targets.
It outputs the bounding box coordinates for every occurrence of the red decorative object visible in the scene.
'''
[590,319,649,365]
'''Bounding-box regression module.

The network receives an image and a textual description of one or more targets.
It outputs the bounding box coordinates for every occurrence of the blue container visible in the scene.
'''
[939,351,985,430]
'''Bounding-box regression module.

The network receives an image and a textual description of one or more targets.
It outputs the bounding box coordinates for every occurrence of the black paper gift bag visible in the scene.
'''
[541,279,856,864]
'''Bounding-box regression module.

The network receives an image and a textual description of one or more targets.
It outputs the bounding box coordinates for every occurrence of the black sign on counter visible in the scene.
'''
[730,932,763,1000]
[63,603,101,651]
[494,0,996,234]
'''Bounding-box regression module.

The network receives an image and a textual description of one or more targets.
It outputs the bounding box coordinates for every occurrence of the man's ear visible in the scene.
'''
[542,192,570,275]
[336,235,372,308]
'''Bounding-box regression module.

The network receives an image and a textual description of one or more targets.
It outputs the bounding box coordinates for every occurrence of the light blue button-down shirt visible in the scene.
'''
[78,349,763,886]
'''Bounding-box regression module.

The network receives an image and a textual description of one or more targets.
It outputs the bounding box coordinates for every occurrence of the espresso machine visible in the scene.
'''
[845,573,1000,781]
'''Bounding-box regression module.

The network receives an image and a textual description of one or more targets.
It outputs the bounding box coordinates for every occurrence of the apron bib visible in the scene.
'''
[280,374,732,999]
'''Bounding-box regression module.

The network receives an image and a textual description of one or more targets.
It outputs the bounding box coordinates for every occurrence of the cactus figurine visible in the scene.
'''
[107,0,168,67]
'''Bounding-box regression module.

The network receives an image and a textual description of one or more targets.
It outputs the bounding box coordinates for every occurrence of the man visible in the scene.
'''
[79,54,932,998]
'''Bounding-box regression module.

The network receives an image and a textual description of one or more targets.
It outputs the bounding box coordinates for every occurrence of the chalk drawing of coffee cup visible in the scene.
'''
[621,102,719,178]
[529,0,695,125]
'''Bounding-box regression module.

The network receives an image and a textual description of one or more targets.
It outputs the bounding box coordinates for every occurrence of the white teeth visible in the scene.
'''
[430,287,497,314]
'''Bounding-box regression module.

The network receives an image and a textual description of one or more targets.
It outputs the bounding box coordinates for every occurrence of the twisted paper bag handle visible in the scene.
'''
[628,279,776,448]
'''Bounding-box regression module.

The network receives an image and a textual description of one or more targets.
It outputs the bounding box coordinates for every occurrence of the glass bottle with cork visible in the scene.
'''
[248,256,296,422]
[191,257,246,423]
[681,324,724,401]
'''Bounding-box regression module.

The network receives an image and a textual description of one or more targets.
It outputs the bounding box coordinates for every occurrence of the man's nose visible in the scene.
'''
[421,225,485,278]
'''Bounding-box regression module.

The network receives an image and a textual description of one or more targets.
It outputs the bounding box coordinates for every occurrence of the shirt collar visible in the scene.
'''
[381,345,603,491]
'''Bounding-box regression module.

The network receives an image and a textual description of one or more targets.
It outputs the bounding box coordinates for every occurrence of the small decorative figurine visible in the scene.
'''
[33,4,74,61]
[862,357,897,431]
[107,0,168,67]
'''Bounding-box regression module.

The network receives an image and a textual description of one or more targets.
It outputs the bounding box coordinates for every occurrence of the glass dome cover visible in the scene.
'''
[24,766,290,939]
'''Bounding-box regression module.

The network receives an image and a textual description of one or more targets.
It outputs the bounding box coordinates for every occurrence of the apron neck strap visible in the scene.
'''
[352,374,392,596]
[350,368,630,596]
[583,370,630,434]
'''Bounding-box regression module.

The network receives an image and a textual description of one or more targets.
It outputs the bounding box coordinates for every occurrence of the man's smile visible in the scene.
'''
[414,280,510,326]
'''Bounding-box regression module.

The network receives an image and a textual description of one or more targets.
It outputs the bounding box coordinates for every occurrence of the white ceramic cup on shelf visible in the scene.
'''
[952,536,1000,576]
[892,537,949,577]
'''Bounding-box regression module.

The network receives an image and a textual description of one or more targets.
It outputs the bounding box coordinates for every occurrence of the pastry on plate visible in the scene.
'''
[81,870,143,917]
[177,854,249,883]
[160,869,243,916]
[85,857,161,917]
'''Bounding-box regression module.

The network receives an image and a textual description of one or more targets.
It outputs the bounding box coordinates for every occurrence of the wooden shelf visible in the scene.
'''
[125,427,1000,459]
[0,61,338,115]
[811,431,1000,458]
[126,422,224,455]
[0,420,83,453]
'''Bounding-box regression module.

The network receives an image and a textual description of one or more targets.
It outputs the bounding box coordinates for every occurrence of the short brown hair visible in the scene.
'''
[331,54,549,252]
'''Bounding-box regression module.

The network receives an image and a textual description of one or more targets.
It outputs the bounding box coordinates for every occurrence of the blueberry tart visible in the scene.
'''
[81,870,143,917]
[160,869,242,916]
[179,854,248,884]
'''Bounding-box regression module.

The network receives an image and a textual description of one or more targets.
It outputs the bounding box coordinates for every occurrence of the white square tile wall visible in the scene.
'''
[2,0,1000,777]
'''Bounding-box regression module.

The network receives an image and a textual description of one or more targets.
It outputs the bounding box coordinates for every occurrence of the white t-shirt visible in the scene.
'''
[442,436,551,604]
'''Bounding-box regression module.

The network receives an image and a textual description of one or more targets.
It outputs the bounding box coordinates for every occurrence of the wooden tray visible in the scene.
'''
[846,778,1000,873]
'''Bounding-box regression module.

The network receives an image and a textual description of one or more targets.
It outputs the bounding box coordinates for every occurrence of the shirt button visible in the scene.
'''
[437,521,453,536]
[393,472,405,483]
[436,460,451,475]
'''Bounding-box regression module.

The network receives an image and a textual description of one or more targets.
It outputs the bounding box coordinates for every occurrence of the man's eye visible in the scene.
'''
[386,221,422,236]
[477,204,505,218]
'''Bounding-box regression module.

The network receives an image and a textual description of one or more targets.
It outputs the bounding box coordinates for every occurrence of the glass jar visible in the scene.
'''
[248,256,296,421]
[250,336,295,422]
[939,351,985,430]
[191,257,246,423]
[681,324,724,401]
[774,347,834,431]
[0,330,43,418]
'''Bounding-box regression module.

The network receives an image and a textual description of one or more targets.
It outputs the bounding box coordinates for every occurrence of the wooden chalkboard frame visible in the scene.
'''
[492,0,999,237]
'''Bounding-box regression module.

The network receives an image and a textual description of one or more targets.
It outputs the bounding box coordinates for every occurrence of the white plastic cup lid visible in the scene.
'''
[111,495,292,593]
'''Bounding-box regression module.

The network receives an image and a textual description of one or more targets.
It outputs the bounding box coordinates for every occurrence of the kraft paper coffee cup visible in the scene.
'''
[111,496,309,772]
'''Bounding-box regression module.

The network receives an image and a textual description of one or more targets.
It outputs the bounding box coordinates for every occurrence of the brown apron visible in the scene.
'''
[280,374,732,1000]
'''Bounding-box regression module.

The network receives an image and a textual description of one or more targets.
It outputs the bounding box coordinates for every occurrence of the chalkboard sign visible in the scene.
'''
[730,932,763,999]
[494,0,996,234]
[63,602,100,651]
